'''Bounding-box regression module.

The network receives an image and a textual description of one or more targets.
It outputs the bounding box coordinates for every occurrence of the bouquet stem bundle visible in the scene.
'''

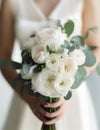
[41,98,59,130]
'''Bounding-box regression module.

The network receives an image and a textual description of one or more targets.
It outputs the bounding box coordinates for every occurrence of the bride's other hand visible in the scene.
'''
[44,97,67,125]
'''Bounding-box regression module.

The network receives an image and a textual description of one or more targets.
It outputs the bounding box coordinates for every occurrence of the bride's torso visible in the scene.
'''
[3,1,99,130]
[10,0,83,49]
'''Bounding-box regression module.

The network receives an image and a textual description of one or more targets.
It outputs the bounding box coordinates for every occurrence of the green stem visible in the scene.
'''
[41,97,59,130]
[50,98,52,130]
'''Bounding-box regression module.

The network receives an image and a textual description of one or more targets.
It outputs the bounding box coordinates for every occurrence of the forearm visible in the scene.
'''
[0,66,25,97]
[1,66,18,84]
[82,0,100,76]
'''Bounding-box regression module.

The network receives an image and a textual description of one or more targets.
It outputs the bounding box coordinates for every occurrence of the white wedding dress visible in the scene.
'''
[3,0,98,130]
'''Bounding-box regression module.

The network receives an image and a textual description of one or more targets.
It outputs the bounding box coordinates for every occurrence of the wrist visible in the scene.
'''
[11,74,31,98]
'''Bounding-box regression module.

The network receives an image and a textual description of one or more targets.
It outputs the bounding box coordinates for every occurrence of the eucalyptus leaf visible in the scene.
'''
[64,20,74,37]
[64,91,72,100]
[76,67,87,79]
[88,46,97,51]
[64,40,70,47]
[96,63,100,75]
[83,49,96,66]
[23,64,31,74]
[70,35,85,47]
[71,78,83,89]
[71,67,86,89]
[68,46,75,52]
[56,19,63,29]
[61,40,70,49]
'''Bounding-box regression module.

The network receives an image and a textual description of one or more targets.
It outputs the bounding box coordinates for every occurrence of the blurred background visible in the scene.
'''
[0,0,100,130]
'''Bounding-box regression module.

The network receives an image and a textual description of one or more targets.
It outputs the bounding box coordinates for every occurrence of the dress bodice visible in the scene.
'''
[10,0,83,50]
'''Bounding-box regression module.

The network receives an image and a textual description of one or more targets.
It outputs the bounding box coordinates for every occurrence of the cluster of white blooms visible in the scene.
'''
[21,27,86,98]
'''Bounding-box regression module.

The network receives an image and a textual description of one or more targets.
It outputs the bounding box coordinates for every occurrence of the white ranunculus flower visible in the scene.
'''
[46,54,62,72]
[36,28,67,50]
[54,75,75,96]
[31,69,62,97]
[61,57,78,76]
[69,49,86,66]
[21,37,37,50]
[31,45,49,63]
[21,65,35,79]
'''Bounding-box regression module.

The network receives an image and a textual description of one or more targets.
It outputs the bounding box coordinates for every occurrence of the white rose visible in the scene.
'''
[20,20,55,50]
[69,49,86,66]
[21,37,37,50]
[31,45,49,63]
[31,69,62,97]
[55,75,75,96]
[36,28,67,50]
[21,65,35,79]
[61,57,78,76]
[46,54,62,72]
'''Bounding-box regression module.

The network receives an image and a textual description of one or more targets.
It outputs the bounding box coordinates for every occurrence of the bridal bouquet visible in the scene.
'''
[0,19,98,130]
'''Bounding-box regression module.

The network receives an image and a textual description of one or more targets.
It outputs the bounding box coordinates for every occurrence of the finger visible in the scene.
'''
[45,104,64,118]
[44,113,64,125]
[44,97,65,108]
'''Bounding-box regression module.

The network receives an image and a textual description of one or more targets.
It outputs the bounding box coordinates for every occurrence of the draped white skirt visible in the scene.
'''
[3,82,98,130]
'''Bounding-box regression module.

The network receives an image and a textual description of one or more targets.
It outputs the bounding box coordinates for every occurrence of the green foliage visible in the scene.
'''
[88,46,97,51]
[33,64,45,73]
[70,35,85,48]
[56,19,63,30]
[30,34,36,38]
[68,46,75,52]
[71,67,86,89]
[46,45,51,53]
[46,45,56,54]
[64,40,70,47]
[64,91,72,100]
[60,40,76,53]
[21,50,35,65]
[60,40,70,49]
[96,63,100,75]
[83,27,98,39]
[83,48,96,66]
[64,20,74,37]
[23,64,31,74]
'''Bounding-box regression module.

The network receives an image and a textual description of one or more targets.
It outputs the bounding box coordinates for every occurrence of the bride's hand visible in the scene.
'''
[43,97,67,125]
[22,86,67,125]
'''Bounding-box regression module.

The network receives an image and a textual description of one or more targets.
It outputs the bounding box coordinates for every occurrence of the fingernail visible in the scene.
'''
[44,105,48,107]
[44,103,49,107]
